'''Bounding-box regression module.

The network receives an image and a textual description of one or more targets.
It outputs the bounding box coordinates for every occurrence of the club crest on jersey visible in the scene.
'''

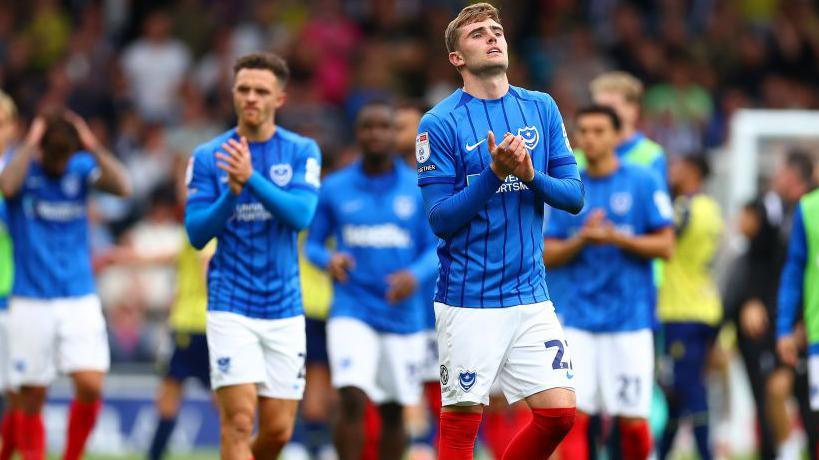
[517,126,540,150]
[269,164,293,187]
[217,357,231,374]
[458,370,477,392]
[416,132,430,163]
[610,192,633,215]
[62,174,80,197]
[393,195,415,219]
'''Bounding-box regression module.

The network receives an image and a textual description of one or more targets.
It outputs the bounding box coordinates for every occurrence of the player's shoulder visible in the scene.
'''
[68,150,95,168]
[193,128,236,158]
[426,89,467,120]
[619,161,659,186]
[276,126,320,152]
[321,162,359,191]
[510,85,558,105]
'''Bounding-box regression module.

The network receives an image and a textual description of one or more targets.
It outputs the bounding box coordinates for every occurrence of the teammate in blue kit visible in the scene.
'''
[417,4,584,459]
[184,53,322,460]
[544,106,675,460]
[0,110,131,460]
[306,102,438,459]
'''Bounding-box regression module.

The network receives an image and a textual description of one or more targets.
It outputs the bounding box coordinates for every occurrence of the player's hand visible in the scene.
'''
[777,335,798,367]
[579,210,608,244]
[512,149,535,182]
[216,137,253,192]
[488,131,525,180]
[65,111,100,151]
[739,298,769,339]
[328,253,355,283]
[23,116,47,149]
[385,270,418,304]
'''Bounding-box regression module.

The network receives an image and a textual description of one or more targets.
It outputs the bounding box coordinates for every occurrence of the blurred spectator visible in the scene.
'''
[120,10,191,123]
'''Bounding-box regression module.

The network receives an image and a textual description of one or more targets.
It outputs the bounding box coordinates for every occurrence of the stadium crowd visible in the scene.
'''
[2,0,819,459]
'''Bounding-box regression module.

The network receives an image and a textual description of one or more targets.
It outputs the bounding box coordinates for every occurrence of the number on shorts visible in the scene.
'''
[297,352,306,379]
[617,375,640,404]
[544,340,572,370]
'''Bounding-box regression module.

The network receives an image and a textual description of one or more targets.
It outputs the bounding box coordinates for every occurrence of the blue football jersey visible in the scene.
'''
[309,160,437,334]
[417,86,576,308]
[6,152,99,298]
[187,127,322,319]
[544,163,674,332]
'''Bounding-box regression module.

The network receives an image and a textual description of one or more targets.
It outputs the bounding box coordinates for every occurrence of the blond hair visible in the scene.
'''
[589,71,644,105]
[445,3,501,53]
[0,90,17,121]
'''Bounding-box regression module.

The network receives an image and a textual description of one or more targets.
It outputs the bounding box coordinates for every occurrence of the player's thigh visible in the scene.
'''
[207,312,266,391]
[498,302,576,405]
[56,295,110,376]
[378,330,425,405]
[808,355,819,411]
[435,302,517,407]
[216,383,258,429]
[257,396,300,439]
[563,327,599,414]
[256,314,306,400]
[600,329,654,418]
[327,317,381,400]
[8,297,59,387]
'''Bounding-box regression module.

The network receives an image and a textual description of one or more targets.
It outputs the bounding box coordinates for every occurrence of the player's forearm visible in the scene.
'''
[543,236,585,268]
[0,144,35,197]
[613,227,674,260]
[422,167,503,237]
[184,190,237,249]
[246,172,318,231]
[527,162,584,214]
[89,146,132,197]
[408,245,439,284]
[304,239,333,270]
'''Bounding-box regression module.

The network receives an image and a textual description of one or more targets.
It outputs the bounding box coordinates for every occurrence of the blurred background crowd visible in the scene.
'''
[2,0,819,366]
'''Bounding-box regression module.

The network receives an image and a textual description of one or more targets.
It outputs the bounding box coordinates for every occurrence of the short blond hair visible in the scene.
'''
[589,71,644,105]
[0,90,17,121]
[445,3,501,53]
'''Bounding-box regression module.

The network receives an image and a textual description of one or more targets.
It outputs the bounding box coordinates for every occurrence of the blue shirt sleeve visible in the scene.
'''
[289,139,323,192]
[777,205,807,338]
[421,167,503,238]
[651,153,668,190]
[641,170,674,231]
[186,147,219,207]
[184,147,233,249]
[408,195,439,283]
[245,173,318,231]
[417,113,457,186]
[304,187,335,270]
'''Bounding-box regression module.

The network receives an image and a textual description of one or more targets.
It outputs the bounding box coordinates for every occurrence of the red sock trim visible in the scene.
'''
[559,411,589,460]
[619,419,651,460]
[439,411,483,460]
[17,413,44,460]
[0,410,18,460]
[361,401,381,460]
[501,408,575,460]
[64,400,102,460]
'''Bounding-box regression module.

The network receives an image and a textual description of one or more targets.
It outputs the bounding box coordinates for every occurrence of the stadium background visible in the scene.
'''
[3,0,819,457]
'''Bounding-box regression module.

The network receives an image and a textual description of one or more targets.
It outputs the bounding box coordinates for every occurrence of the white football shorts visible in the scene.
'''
[9,295,110,387]
[206,311,306,400]
[435,300,575,406]
[0,310,10,391]
[808,354,819,410]
[328,317,425,405]
[565,327,654,418]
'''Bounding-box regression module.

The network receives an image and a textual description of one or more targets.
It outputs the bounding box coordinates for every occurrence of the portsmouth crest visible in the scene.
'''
[62,174,81,197]
[269,164,293,187]
[217,357,231,374]
[458,370,477,392]
[517,126,540,150]
[393,195,415,219]
[610,192,633,215]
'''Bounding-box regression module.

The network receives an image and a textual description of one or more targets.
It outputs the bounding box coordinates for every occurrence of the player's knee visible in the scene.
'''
[259,422,294,447]
[766,369,792,400]
[379,403,404,431]
[338,387,368,420]
[223,411,255,438]
[73,373,105,402]
[19,386,47,414]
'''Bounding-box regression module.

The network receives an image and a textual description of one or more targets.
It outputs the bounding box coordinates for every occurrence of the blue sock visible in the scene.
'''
[148,416,177,460]
[693,418,711,460]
